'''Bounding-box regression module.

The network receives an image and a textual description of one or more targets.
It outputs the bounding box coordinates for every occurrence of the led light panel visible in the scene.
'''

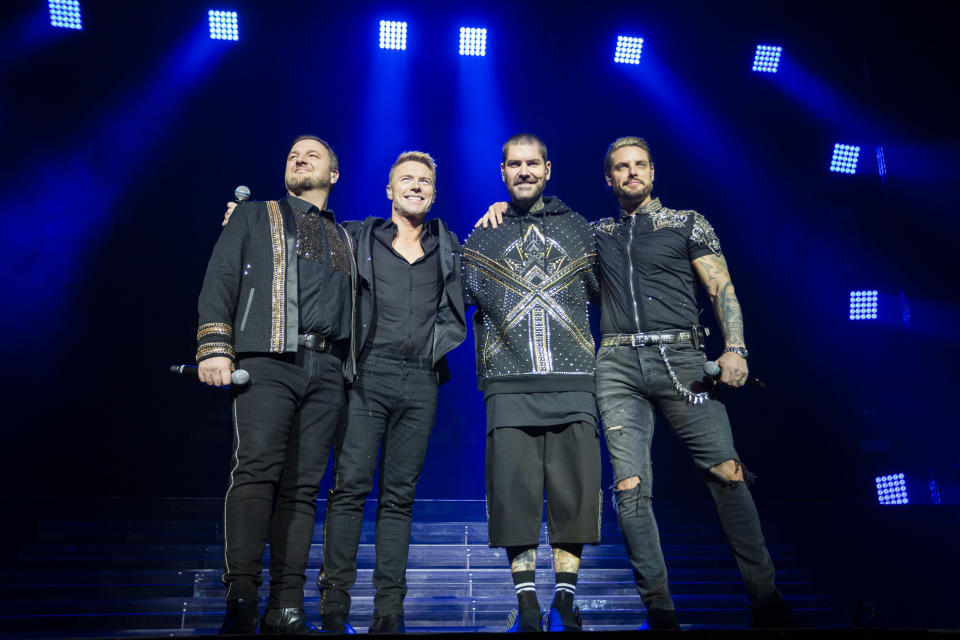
[380,20,407,50]
[831,143,860,174]
[752,44,782,73]
[208,10,238,41]
[614,35,644,64]
[49,0,82,30]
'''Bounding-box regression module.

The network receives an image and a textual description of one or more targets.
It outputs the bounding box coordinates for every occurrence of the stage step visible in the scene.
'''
[0,499,836,636]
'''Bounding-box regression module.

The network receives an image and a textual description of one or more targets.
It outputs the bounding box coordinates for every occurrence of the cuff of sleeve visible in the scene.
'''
[196,342,237,363]
[197,322,233,341]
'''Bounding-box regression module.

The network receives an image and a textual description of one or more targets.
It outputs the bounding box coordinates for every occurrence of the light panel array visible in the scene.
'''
[379,20,407,50]
[830,143,860,174]
[875,473,908,505]
[849,290,878,321]
[752,44,782,73]
[614,36,644,64]
[208,10,238,41]
[49,0,82,30]
[459,27,487,56]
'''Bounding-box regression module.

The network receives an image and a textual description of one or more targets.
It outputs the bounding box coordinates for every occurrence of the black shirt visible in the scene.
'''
[594,198,722,334]
[288,195,352,341]
[367,220,442,359]
[485,391,598,433]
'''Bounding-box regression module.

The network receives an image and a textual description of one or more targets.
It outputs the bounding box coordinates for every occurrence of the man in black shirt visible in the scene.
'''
[592,136,791,629]
[197,135,356,635]
[463,134,602,632]
[317,152,466,634]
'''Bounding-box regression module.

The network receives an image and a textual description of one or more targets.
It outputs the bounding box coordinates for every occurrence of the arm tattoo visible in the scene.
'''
[716,281,745,346]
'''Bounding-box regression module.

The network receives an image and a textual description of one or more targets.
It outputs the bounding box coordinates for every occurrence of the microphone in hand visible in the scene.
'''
[170,364,250,386]
[703,360,766,390]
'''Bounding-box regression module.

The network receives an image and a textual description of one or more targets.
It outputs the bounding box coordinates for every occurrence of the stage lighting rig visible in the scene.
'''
[459,27,487,56]
[614,35,644,64]
[208,10,238,41]
[875,473,908,505]
[379,20,407,50]
[752,45,782,73]
[49,0,82,30]
[830,143,860,174]
[849,290,878,321]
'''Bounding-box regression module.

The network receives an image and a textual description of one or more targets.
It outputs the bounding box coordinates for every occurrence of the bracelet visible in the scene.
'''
[723,346,749,359]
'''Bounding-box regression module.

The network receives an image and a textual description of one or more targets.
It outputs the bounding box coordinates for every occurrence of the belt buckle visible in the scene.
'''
[305,333,326,351]
[630,333,645,347]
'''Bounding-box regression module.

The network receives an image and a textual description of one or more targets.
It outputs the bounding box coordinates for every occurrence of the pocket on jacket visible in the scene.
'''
[240,288,255,332]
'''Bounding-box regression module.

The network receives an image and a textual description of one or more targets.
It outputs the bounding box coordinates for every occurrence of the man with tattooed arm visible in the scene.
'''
[591,136,793,629]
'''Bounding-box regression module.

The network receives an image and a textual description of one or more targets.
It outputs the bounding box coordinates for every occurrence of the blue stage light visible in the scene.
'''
[379,20,407,50]
[876,146,887,182]
[875,473,908,505]
[849,290,878,321]
[614,35,644,64]
[208,10,238,41]
[459,27,487,56]
[752,44,782,73]
[830,143,860,174]
[49,0,82,30]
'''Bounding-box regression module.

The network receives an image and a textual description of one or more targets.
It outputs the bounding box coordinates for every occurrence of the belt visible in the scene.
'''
[600,326,708,349]
[298,332,347,359]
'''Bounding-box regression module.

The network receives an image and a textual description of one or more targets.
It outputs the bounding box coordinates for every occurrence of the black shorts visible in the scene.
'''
[485,421,602,548]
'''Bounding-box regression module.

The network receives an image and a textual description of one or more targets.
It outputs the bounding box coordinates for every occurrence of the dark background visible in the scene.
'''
[1,0,957,507]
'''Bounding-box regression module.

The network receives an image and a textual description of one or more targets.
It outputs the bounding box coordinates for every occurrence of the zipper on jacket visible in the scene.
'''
[240,288,255,332]
[342,227,358,378]
[626,216,641,332]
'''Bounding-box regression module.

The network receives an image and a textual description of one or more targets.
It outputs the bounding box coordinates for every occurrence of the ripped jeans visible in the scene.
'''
[595,343,778,611]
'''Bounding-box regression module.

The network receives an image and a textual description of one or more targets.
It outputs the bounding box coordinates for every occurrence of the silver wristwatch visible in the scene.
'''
[723,346,749,359]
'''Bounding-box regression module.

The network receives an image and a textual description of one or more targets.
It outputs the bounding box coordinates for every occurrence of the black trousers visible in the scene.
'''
[319,354,439,617]
[223,349,345,609]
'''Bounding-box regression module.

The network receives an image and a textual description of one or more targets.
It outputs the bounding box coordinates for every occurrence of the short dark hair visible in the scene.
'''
[502,133,548,163]
[289,134,339,172]
[604,136,653,175]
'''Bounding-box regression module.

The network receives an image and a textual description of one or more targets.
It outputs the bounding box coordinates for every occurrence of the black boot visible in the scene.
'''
[547,590,582,631]
[642,608,680,630]
[369,611,406,634]
[508,608,543,632]
[320,611,357,634]
[750,592,800,628]
[259,608,321,635]
[219,598,259,635]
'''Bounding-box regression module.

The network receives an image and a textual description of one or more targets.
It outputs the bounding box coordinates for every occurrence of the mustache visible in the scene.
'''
[513,178,537,185]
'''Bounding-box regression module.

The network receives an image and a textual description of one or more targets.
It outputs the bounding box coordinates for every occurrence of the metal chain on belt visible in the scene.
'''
[659,344,711,405]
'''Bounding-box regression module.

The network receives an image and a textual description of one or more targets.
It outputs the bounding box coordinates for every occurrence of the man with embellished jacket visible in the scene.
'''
[592,136,792,629]
[463,134,602,632]
[196,135,356,636]
[317,152,466,635]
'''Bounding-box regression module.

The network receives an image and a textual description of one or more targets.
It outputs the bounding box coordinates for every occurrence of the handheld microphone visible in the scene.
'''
[170,364,250,386]
[234,185,251,203]
[703,360,766,390]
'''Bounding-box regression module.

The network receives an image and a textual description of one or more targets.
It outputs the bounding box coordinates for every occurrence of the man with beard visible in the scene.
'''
[591,136,792,629]
[317,152,466,634]
[462,134,602,632]
[197,134,356,635]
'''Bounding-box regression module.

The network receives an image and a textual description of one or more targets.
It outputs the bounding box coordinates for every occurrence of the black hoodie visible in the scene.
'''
[462,196,600,396]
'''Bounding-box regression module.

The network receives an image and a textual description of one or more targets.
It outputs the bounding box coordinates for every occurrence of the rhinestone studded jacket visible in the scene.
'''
[462,197,600,395]
[196,198,358,380]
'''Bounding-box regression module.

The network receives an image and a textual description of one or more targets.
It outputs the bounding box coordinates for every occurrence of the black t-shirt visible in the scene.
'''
[485,391,597,433]
[367,220,442,360]
[288,195,352,341]
[594,198,722,334]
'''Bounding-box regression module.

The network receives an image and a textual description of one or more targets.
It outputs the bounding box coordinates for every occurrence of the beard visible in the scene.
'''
[285,172,329,194]
[507,180,545,209]
[612,180,653,209]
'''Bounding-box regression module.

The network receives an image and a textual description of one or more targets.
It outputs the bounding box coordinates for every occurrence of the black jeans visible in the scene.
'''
[223,349,345,609]
[319,353,439,617]
[595,343,778,611]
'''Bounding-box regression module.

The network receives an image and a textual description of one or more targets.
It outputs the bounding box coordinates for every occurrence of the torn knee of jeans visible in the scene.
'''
[704,459,756,487]
[606,425,623,431]
[614,475,641,491]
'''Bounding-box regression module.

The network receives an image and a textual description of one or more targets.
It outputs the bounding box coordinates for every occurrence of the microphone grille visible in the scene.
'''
[232,369,250,385]
[234,185,251,202]
[703,360,721,377]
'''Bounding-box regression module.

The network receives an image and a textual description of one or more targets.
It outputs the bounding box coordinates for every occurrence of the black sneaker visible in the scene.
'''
[507,608,543,632]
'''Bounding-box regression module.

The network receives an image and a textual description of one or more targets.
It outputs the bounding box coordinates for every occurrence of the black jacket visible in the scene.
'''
[344,216,466,385]
[196,198,358,380]
[462,196,600,395]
